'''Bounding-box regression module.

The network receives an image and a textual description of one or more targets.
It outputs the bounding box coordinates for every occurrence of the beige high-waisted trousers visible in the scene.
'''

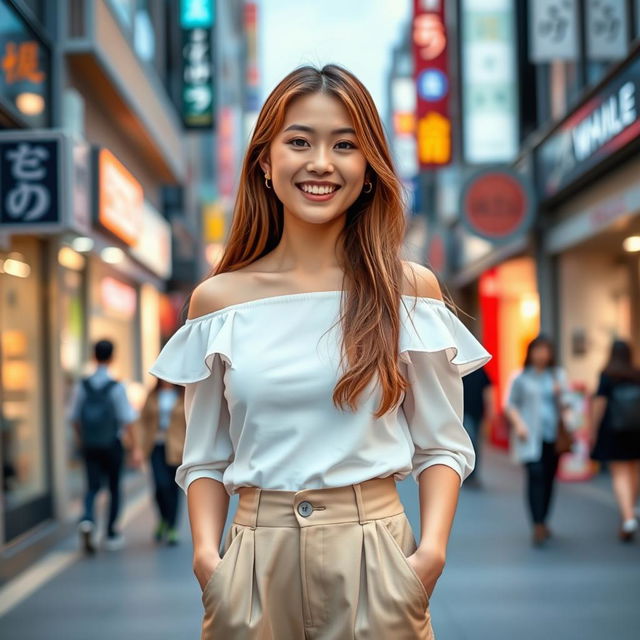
[200,476,435,639]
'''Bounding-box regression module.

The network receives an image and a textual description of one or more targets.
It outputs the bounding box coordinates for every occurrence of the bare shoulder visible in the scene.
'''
[401,260,443,301]
[187,272,242,320]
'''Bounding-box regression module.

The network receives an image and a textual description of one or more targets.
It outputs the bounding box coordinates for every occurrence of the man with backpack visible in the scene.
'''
[68,339,144,553]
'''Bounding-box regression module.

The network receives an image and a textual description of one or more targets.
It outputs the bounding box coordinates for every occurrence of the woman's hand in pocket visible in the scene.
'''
[193,549,222,592]
[407,545,446,600]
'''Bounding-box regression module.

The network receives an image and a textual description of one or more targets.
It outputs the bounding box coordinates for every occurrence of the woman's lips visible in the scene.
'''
[296,184,341,202]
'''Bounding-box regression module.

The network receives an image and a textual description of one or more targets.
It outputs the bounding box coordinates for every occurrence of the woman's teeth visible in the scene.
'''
[299,184,338,195]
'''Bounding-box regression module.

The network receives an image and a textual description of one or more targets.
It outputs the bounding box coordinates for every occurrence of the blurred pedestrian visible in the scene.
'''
[68,339,143,554]
[505,335,571,547]
[135,377,186,546]
[589,339,640,543]
[462,365,494,489]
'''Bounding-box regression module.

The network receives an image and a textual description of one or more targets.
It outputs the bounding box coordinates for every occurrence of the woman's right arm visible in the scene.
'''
[189,477,230,590]
[180,359,234,591]
[182,280,236,590]
[148,278,235,591]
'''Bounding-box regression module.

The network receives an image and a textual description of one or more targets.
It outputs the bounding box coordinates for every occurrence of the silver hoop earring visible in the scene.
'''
[264,175,272,189]
[363,181,373,194]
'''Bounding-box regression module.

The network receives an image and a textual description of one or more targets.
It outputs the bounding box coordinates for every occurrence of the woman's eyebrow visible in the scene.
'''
[283,124,356,135]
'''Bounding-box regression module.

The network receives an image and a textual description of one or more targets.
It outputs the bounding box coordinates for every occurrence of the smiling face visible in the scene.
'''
[260,92,369,224]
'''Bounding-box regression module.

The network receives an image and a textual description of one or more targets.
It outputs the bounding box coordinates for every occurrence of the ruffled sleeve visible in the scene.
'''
[148,311,235,495]
[399,297,492,486]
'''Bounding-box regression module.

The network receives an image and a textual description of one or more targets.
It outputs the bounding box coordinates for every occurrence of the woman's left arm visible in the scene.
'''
[399,262,489,597]
[402,347,475,597]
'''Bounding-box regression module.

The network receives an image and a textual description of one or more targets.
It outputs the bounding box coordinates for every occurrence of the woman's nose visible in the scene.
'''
[307,148,334,174]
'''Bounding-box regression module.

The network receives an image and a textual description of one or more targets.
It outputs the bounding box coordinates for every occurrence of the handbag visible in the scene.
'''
[608,384,640,433]
[553,370,573,456]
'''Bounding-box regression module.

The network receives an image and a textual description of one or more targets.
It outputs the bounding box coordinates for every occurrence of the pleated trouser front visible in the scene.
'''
[200,476,435,639]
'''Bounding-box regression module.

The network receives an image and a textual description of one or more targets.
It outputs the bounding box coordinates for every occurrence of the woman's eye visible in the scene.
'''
[289,138,308,147]
[336,141,356,149]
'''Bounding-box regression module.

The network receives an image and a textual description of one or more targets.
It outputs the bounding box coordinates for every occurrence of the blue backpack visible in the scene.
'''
[79,378,120,448]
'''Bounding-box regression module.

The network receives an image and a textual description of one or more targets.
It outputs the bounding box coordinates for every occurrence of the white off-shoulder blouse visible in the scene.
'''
[148,291,491,496]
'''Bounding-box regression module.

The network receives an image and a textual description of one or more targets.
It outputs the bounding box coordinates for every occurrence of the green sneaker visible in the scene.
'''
[166,527,180,546]
[154,520,168,543]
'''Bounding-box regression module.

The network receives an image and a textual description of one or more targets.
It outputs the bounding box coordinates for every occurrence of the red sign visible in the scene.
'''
[461,169,535,244]
[412,0,451,169]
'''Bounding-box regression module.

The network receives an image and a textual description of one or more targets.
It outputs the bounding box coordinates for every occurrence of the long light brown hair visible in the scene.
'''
[187,64,421,418]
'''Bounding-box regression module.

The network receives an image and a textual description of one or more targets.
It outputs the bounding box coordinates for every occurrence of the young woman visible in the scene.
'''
[505,335,570,547]
[150,64,490,639]
[135,378,186,545]
[590,339,640,542]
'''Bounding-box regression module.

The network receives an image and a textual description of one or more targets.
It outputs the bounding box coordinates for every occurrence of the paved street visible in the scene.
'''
[1,447,638,639]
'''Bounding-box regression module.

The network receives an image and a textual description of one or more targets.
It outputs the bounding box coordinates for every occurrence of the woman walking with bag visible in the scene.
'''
[590,339,640,542]
[149,64,490,639]
[136,378,186,545]
[505,335,571,547]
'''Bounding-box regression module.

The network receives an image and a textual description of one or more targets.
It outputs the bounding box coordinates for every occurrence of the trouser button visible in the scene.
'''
[297,501,313,517]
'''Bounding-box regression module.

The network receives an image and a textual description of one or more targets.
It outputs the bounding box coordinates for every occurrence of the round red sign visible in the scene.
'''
[461,169,534,243]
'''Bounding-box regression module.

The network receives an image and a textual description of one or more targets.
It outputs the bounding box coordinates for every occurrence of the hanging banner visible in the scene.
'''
[529,0,579,62]
[180,0,215,129]
[244,2,259,113]
[412,0,451,169]
[461,0,518,164]
[585,0,629,62]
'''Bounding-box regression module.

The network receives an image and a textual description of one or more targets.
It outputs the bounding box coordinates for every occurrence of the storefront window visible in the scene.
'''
[0,238,49,541]
[59,256,87,502]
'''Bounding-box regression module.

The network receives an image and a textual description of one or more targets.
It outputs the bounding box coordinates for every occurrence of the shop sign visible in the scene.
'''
[536,54,640,198]
[181,0,215,129]
[412,0,451,169]
[529,0,579,63]
[0,0,50,127]
[94,147,144,246]
[0,130,90,234]
[585,0,629,62]
[461,0,518,164]
[460,167,535,244]
[130,200,172,279]
[392,76,418,180]
[244,2,260,113]
[0,138,58,225]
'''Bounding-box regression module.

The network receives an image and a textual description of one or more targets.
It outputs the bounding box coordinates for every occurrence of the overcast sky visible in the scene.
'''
[258,0,410,119]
